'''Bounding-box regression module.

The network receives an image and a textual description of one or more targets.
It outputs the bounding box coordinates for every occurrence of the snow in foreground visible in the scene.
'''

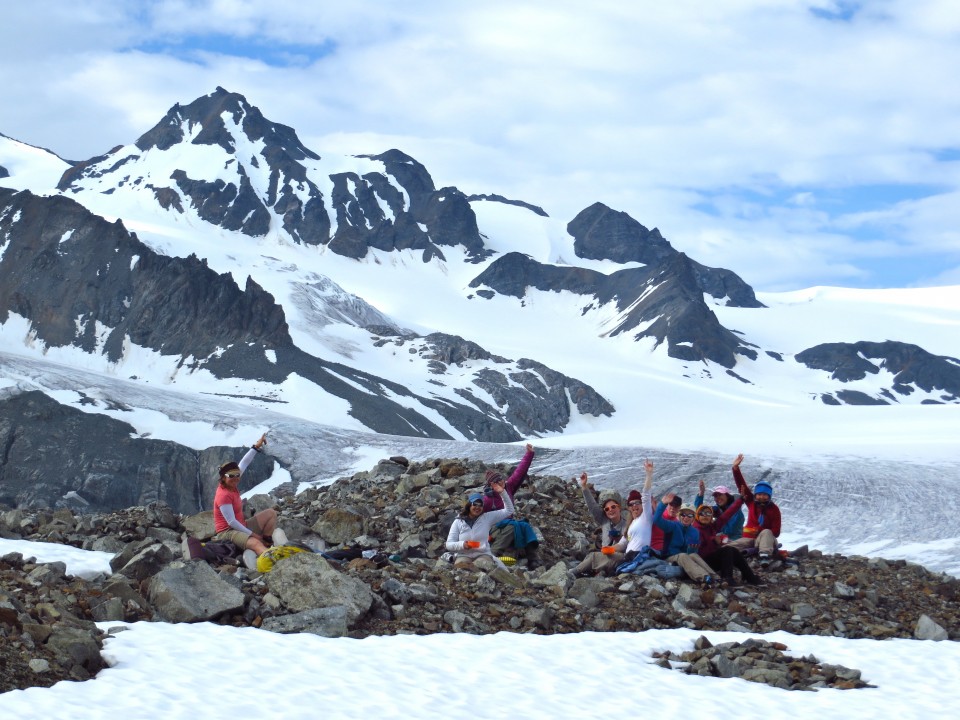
[0,539,957,718]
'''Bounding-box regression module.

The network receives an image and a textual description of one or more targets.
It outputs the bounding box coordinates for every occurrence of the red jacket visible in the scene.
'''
[695,497,744,557]
[732,467,781,537]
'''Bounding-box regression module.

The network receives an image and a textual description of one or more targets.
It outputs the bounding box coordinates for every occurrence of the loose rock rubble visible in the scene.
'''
[1,455,957,694]
[653,635,874,691]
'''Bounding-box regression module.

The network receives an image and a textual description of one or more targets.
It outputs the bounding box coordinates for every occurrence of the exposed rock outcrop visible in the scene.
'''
[796,340,960,405]
[1,456,956,694]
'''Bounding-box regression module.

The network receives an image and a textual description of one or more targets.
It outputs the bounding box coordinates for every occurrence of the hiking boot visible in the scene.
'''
[758,553,772,568]
[525,546,541,571]
[272,528,289,546]
[700,575,714,588]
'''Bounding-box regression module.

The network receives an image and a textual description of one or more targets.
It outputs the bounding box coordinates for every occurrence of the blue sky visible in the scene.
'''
[1,0,959,291]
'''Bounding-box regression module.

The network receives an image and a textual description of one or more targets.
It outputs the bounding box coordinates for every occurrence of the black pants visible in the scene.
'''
[704,546,758,583]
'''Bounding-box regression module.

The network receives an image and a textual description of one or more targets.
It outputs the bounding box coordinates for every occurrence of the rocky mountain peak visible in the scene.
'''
[135,86,319,162]
[568,201,673,265]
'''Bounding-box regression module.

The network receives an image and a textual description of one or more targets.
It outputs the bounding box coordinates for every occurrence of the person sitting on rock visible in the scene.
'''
[483,443,542,569]
[445,477,514,571]
[212,433,277,567]
[694,479,745,541]
[570,472,631,577]
[727,453,782,567]
[652,493,718,587]
[608,459,655,558]
[650,494,682,556]
[693,502,762,586]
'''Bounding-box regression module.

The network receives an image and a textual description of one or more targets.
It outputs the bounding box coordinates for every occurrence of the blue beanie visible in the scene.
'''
[468,493,484,503]
[754,481,773,498]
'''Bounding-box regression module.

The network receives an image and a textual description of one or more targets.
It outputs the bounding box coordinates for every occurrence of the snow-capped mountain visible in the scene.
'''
[1,88,959,541]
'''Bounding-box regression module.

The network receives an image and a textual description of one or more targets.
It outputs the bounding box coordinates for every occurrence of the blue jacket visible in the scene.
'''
[693,493,745,540]
[653,502,701,557]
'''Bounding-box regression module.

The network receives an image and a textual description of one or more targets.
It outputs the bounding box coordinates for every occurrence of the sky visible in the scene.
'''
[2,0,960,291]
[0,538,957,719]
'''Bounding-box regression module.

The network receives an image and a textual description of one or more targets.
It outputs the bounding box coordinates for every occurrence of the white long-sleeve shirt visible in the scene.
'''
[445,490,514,559]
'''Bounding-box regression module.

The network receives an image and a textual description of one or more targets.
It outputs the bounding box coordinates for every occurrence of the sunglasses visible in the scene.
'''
[603,504,620,512]
[679,512,695,519]
[471,500,484,507]
[628,501,643,507]
[224,471,241,478]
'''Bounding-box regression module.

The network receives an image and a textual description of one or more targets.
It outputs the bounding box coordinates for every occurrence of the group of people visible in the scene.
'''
[213,435,782,588]
[444,445,782,588]
[571,452,781,586]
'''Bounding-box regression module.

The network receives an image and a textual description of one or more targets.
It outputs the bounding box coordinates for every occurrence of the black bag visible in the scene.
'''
[186,537,243,564]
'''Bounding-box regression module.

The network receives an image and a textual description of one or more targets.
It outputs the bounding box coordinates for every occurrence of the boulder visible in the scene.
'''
[147,561,245,622]
[266,552,374,626]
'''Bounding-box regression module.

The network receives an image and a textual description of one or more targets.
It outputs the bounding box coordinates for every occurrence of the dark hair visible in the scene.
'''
[218,461,241,488]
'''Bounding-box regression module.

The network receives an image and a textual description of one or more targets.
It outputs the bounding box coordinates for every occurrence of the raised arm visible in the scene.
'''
[694,477,705,509]
[580,472,606,525]
[642,459,655,515]
[238,432,268,474]
[505,443,535,495]
[484,479,515,526]
[653,495,677,531]
[716,496,744,526]
[731,453,753,502]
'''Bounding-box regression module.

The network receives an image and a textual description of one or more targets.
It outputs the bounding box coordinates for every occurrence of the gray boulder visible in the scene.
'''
[147,561,245,622]
[266,552,374,626]
[260,606,350,637]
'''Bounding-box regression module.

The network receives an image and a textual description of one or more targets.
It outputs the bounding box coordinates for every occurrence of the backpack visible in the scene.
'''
[256,544,311,573]
[184,536,243,564]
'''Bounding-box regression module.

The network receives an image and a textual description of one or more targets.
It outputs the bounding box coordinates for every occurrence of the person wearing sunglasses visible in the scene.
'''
[212,433,277,567]
[571,462,653,577]
[445,477,514,571]
[694,479,745,542]
[570,471,626,577]
[652,493,717,587]
[693,503,762,587]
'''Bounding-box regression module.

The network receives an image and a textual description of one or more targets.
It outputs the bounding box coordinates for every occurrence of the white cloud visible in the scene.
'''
[2,1,960,290]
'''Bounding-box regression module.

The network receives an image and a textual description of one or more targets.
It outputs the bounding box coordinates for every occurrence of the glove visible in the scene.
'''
[601,546,616,555]
[464,541,481,549]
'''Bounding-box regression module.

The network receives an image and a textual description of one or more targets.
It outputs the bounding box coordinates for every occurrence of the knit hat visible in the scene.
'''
[754,481,773,498]
[484,470,504,485]
[711,485,731,496]
[669,495,683,508]
[626,489,642,504]
[468,493,484,503]
[598,489,622,508]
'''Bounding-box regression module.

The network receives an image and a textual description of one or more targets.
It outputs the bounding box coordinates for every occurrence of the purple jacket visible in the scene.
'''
[482,448,535,512]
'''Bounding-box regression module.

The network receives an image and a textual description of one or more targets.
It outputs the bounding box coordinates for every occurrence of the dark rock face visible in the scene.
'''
[0,391,275,514]
[0,189,292,363]
[0,164,9,179]
[796,341,960,405]
[2,190,607,441]
[567,202,764,308]
[469,250,757,368]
